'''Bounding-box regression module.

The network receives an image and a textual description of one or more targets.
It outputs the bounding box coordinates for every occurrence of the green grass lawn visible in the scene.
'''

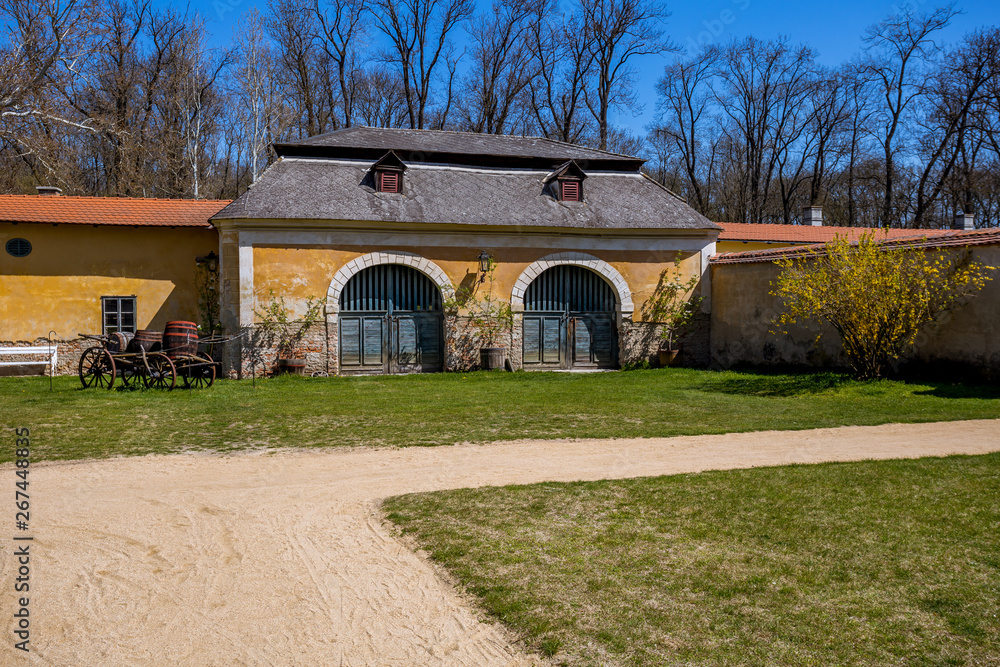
[384,454,1000,666]
[0,368,997,462]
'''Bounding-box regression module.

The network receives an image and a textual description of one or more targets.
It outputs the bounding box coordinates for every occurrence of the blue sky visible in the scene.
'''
[191,0,1000,136]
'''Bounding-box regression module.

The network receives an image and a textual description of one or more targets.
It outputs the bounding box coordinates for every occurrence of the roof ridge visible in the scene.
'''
[713,228,1000,264]
[537,135,637,159]
[0,194,231,203]
[288,125,635,159]
[292,126,363,143]
[718,221,959,231]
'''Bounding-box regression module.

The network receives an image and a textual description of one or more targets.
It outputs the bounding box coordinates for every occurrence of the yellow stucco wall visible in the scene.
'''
[710,244,1000,376]
[913,245,1000,372]
[250,244,704,321]
[0,223,217,341]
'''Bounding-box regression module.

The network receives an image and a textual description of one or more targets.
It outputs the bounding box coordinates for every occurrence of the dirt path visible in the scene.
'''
[2,419,998,666]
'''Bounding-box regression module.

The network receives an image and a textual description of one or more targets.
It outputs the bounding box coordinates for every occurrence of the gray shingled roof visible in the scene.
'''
[275,127,643,169]
[214,158,719,231]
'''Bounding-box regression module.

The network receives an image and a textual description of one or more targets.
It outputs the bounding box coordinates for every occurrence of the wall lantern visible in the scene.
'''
[196,250,219,272]
[478,250,492,282]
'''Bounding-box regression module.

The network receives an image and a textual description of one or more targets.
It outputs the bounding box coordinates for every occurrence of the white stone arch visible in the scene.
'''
[510,252,634,315]
[326,251,453,314]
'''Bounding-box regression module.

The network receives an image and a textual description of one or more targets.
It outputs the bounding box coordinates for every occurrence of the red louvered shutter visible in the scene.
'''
[380,171,399,193]
[561,179,580,201]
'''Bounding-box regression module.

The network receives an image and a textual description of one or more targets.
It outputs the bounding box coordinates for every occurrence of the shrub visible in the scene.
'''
[643,257,704,350]
[253,290,323,358]
[772,232,994,379]
[444,258,513,348]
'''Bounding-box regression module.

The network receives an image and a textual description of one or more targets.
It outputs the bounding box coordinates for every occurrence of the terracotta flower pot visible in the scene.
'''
[658,349,681,368]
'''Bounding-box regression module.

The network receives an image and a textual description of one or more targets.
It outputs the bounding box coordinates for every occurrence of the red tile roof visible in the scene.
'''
[712,227,1000,265]
[0,195,231,227]
[717,222,954,244]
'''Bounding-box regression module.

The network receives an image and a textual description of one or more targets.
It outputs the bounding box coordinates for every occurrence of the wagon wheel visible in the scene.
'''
[79,347,116,390]
[119,358,140,388]
[143,354,176,391]
[181,355,216,389]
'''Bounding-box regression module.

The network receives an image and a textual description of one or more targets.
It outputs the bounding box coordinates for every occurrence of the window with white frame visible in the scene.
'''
[101,296,136,334]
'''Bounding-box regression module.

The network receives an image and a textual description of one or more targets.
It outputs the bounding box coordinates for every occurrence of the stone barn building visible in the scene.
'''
[212,127,719,375]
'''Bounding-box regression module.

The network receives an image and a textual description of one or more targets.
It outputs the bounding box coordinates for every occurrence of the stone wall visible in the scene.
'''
[220,323,329,379]
[444,315,520,371]
[216,313,702,375]
[618,312,711,368]
[709,243,1000,379]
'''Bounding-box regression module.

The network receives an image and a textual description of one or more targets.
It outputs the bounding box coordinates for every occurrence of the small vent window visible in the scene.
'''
[561,179,582,202]
[6,238,31,257]
[378,171,401,193]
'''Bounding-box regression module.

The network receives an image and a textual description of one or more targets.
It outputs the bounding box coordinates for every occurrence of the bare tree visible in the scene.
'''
[371,0,474,129]
[652,48,716,213]
[176,18,232,198]
[234,9,288,182]
[860,3,958,227]
[526,1,593,143]
[0,0,98,188]
[0,0,95,124]
[579,0,675,150]
[457,0,534,134]
[313,0,365,127]
[59,0,177,196]
[803,69,854,210]
[354,65,407,126]
[912,27,999,226]
[267,0,331,137]
[712,36,818,224]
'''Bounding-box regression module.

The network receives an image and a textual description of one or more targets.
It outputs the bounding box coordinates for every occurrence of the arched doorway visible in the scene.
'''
[338,264,444,374]
[522,265,618,369]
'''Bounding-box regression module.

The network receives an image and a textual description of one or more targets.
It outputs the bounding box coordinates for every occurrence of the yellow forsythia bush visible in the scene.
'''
[772,232,995,379]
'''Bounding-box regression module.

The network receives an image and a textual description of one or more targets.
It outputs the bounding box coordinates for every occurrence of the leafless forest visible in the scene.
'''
[1,0,998,228]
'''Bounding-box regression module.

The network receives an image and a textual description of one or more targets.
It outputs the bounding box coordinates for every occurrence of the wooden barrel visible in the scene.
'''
[163,321,199,359]
[106,331,134,353]
[128,330,162,353]
[480,347,507,371]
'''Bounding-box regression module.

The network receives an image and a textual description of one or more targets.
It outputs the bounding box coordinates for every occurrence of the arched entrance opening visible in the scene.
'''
[522,265,618,369]
[338,264,444,374]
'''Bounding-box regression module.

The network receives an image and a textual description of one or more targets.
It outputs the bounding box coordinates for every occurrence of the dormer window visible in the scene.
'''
[377,170,400,193]
[545,160,587,202]
[560,178,582,202]
[370,151,407,194]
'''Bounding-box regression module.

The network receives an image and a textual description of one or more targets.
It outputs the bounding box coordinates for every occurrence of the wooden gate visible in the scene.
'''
[338,264,443,374]
[522,265,618,369]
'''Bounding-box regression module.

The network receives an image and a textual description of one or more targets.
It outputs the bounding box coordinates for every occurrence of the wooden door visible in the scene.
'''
[522,265,618,369]
[339,314,388,373]
[571,314,616,367]
[339,264,443,375]
[522,314,565,367]
[391,312,443,374]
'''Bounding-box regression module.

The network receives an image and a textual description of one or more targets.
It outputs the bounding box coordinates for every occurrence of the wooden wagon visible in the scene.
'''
[78,326,224,390]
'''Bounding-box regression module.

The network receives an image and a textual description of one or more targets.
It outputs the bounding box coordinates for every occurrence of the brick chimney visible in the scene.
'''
[35,185,62,196]
[953,211,975,230]
[802,206,823,226]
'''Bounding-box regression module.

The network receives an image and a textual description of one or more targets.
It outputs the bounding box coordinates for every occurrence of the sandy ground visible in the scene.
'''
[2,419,999,666]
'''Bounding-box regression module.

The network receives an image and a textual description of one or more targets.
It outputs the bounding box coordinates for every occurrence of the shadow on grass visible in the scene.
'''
[698,371,856,397]
[911,383,1000,400]
[700,367,1000,401]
